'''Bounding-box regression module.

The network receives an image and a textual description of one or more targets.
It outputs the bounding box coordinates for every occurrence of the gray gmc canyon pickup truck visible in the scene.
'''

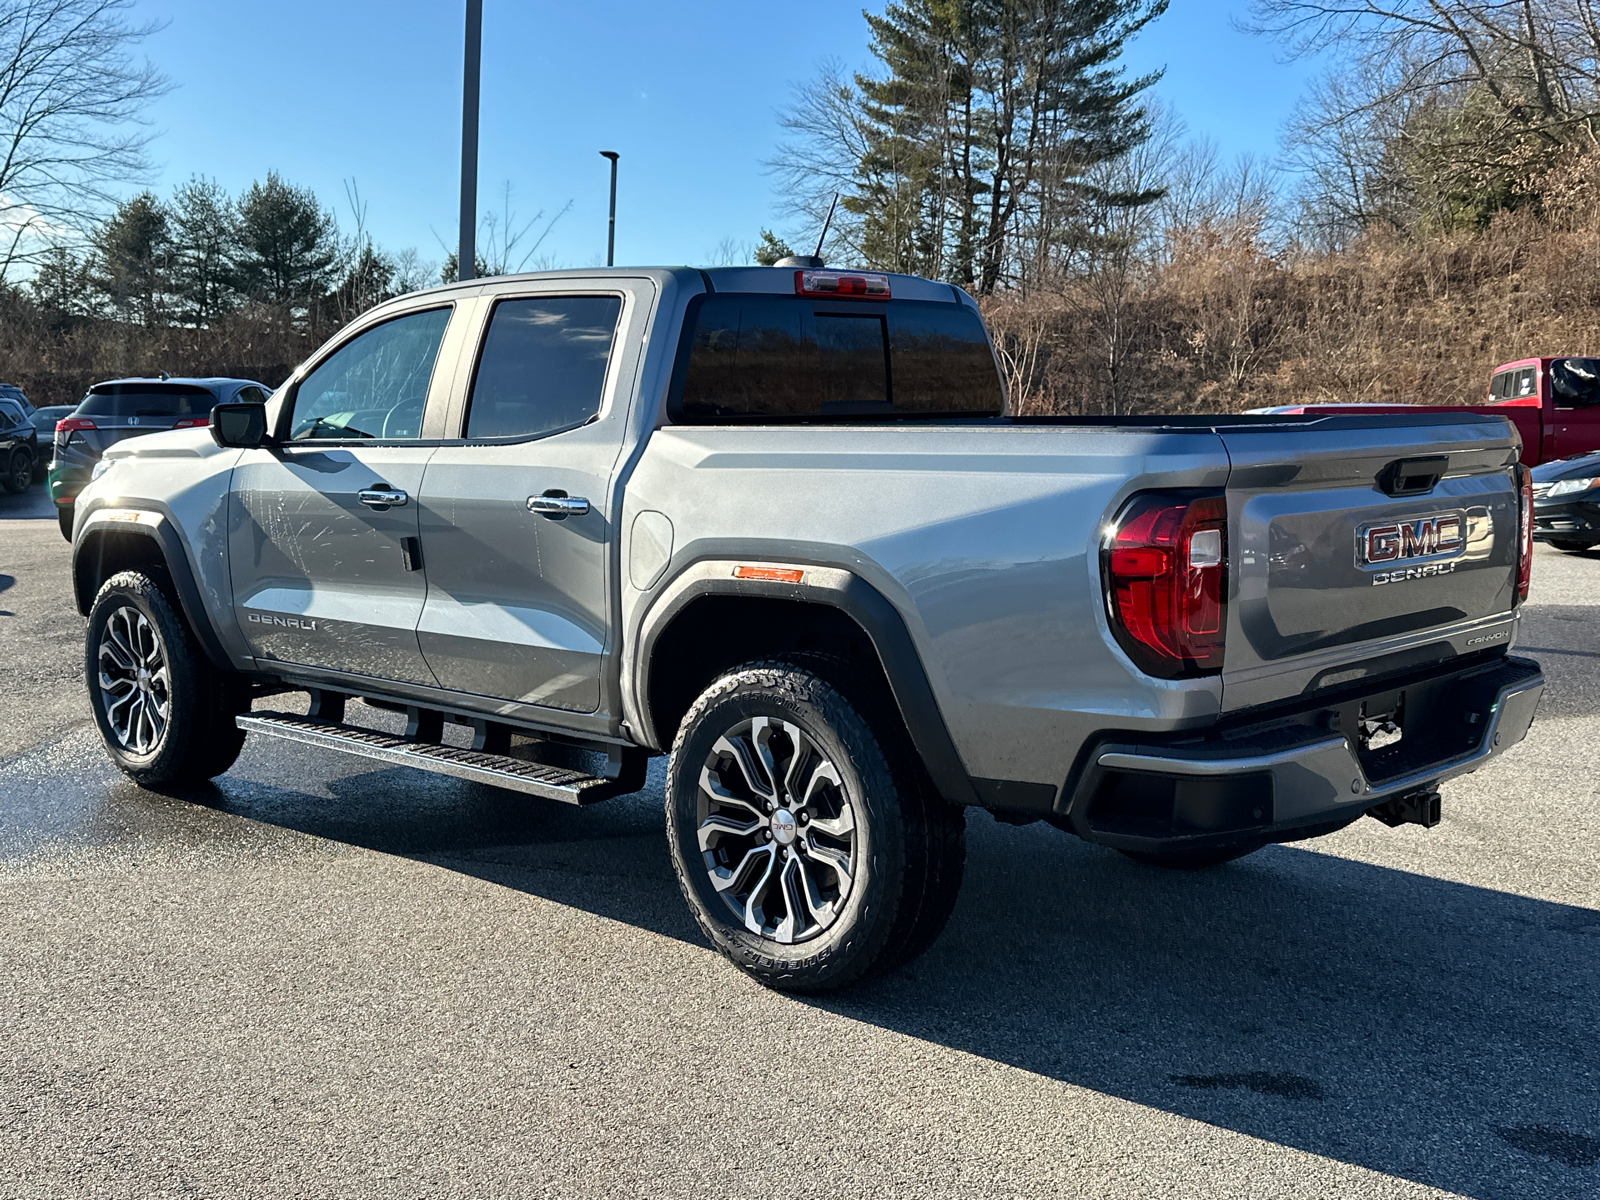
[69,264,1544,991]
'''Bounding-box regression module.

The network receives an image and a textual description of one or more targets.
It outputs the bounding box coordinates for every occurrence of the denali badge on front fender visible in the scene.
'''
[246,611,318,631]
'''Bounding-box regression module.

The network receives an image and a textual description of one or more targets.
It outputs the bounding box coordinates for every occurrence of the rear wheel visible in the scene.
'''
[665,658,963,992]
[57,505,73,540]
[2,447,31,494]
[86,571,248,786]
[1548,538,1595,553]
[1119,840,1266,870]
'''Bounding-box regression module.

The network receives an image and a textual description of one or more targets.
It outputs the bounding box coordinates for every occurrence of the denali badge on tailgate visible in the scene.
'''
[1357,511,1471,585]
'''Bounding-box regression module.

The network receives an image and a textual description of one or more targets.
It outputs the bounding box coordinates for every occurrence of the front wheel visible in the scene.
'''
[666,659,963,992]
[86,571,248,786]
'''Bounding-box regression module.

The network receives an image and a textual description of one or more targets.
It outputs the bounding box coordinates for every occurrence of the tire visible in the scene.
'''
[1119,840,1266,870]
[85,570,248,787]
[2,447,31,494]
[665,658,964,992]
[1548,538,1595,553]
[58,505,73,541]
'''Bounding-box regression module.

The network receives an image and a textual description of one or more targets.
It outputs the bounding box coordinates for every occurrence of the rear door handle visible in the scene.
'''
[526,492,590,519]
[358,486,407,509]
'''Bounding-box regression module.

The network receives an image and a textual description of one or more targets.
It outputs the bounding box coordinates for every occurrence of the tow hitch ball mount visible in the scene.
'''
[1366,789,1443,829]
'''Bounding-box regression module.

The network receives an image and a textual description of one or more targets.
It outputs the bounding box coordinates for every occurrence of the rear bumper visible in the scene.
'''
[46,462,88,507]
[1059,654,1543,852]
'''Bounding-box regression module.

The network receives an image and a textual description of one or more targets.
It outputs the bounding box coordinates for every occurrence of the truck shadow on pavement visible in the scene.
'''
[194,755,1598,1200]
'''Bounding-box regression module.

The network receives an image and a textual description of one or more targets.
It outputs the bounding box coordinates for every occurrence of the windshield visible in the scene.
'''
[77,384,214,418]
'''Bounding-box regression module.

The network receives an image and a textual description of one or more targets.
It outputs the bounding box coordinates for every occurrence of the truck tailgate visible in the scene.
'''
[1220,414,1523,711]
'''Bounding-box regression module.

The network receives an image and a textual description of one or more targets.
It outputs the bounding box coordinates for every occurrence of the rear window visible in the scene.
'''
[673,296,1002,421]
[78,384,214,418]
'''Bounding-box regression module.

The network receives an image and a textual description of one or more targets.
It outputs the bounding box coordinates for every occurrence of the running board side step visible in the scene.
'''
[236,712,647,804]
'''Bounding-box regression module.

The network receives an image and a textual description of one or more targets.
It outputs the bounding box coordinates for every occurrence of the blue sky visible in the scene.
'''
[128,1,1320,273]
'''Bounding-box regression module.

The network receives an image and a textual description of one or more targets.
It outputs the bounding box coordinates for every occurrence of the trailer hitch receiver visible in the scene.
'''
[1366,788,1442,828]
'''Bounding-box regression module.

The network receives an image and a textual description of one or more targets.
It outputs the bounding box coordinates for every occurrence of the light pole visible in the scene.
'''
[458,0,483,282]
[600,150,618,267]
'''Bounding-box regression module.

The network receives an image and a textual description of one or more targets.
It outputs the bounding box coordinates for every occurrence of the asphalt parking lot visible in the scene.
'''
[2,485,1597,1200]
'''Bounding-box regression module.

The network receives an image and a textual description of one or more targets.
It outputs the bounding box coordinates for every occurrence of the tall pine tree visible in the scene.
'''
[92,192,173,325]
[780,0,1166,292]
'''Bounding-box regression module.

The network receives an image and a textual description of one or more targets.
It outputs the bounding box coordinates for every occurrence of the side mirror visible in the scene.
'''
[210,402,270,449]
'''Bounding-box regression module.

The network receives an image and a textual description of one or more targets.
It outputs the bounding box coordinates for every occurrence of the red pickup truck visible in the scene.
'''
[1256,356,1600,465]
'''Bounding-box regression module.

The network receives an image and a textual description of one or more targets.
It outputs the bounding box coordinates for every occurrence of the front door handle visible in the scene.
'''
[358,486,407,509]
[526,491,590,520]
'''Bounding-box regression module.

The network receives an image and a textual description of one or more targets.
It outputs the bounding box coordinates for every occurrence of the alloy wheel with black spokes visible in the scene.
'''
[667,657,964,992]
[85,570,249,786]
[697,714,858,945]
[97,604,172,754]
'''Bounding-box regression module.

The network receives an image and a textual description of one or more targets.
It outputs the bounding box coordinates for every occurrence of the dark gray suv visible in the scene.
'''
[49,376,270,538]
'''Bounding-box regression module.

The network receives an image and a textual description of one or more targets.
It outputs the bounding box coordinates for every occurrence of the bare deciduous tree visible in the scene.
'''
[1252,0,1600,235]
[0,0,168,282]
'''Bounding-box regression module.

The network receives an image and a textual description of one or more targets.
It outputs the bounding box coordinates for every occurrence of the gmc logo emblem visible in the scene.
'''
[1358,513,1466,565]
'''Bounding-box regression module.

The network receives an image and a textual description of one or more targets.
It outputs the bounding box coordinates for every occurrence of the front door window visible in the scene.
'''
[288,307,451,442]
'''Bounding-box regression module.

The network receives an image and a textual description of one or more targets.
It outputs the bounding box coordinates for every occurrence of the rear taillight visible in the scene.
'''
[1104,491,1228,677]
[171,416,209,429]
[55,416,94,446]
[1517,464,1534,603]
[795,269,890,299]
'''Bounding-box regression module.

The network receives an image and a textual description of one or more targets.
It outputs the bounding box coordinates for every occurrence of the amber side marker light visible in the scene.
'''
[734,565,805,584]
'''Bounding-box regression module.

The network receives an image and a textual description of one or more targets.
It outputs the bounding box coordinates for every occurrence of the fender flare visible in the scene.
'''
[631,560,980,806]
[73,507,234,671]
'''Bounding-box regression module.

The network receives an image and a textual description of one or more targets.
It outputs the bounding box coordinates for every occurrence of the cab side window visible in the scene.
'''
[1489,371,1510,399]
[287,307,452,442]
[463,296,622,440]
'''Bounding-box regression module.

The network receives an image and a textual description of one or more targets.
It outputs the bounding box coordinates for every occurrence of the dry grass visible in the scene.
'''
[982,201,1600,415]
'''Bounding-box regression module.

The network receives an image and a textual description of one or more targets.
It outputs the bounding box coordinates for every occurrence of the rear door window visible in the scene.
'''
[463,295,623,440]
[675,296,1001,421]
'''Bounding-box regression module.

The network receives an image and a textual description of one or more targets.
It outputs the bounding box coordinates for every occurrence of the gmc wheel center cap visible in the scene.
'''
[770,809,798,846]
